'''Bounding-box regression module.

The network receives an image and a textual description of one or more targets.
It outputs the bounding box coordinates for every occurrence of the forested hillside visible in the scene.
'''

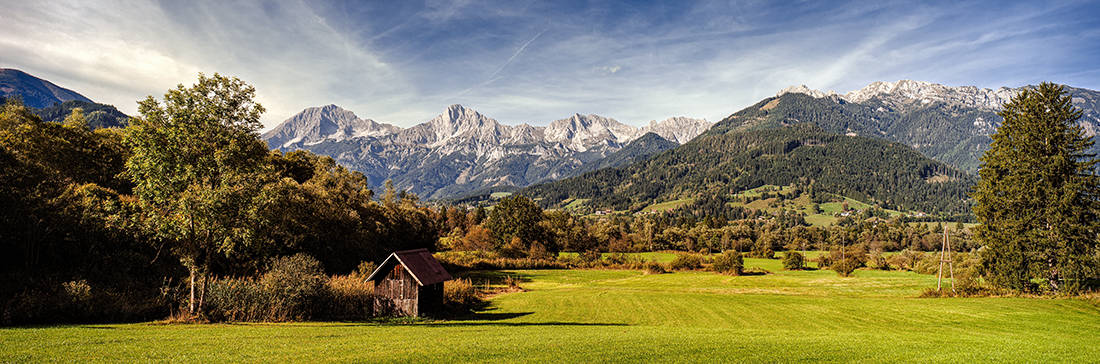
[709,93,1000,173]
[522,123,974,216]
[32,99,129,129]
[559,132,680,179]
[713,86,1100,174]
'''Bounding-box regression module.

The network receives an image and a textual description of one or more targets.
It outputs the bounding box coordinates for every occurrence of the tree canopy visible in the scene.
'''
[125,72,271,314]
[972,82,1100,293]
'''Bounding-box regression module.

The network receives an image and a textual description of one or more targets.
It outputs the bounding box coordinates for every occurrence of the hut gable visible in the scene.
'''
[367,248,452,317]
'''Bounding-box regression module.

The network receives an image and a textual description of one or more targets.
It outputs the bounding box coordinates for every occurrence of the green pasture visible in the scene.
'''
[4,267,1099,363]
[562,198,590,211]
[639,198,694,213]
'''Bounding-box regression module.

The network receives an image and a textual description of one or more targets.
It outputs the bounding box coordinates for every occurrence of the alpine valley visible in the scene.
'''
[265,80,1100,209]
[517,80,1100,215]
[262,104,712,199]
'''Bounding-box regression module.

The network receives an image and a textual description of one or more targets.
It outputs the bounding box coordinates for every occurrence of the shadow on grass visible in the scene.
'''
[436,308,627,327]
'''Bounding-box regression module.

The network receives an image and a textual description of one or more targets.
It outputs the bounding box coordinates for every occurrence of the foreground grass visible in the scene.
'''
[4,267,1099,363]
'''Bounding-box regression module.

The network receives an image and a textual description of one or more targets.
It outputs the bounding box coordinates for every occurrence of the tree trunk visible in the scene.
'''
[198,272,207,314]
[188,267,196,314]
[1048,257,1060,294]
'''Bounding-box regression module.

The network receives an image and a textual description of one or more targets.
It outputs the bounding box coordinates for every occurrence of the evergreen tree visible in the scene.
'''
[971,82,1100,293]
[485,195,547,252]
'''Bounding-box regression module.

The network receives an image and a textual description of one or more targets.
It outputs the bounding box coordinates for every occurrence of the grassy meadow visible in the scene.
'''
[4,261,1099,363]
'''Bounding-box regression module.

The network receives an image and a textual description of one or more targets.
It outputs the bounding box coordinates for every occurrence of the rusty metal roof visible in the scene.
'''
[367,248,452,286]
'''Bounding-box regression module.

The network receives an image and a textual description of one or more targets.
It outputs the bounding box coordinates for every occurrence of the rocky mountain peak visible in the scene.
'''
[545,113,638,151]
[261,104,401,149]
[779,80,1019,110]
[842,80,1018,109]
[776,84,838,99]
[640,116,713,144]
[415,104,506,147]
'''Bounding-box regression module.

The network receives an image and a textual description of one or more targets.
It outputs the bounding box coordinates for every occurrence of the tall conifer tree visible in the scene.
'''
[972,82,1100,293]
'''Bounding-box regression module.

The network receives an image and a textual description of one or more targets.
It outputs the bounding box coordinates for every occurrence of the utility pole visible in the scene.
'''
[937,224,955,292]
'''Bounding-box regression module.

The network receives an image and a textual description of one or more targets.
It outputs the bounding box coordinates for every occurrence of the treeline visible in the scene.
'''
[522,123,975,215]
[33,99,130,129]
[436,194,975,265]
[0,86,437,324]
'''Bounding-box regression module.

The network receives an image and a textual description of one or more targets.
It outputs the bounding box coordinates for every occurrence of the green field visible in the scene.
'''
[639,198,694,213]
[4,267,1098,363]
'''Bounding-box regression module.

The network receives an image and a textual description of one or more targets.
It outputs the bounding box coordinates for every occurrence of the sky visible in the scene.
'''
[2,0,1100,131]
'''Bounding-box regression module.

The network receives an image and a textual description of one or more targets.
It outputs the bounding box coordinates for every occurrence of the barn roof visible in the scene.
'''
[366,248,452,286]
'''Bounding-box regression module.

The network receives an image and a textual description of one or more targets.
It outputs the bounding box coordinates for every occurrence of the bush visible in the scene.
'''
[887,249,927,271]
[833,258,860,277]
[436,252,569,271]
[642,261,667,275]
[324,275,374,319]
[782,251,804,270]
[262,253,327,306]
[203,253,378,322]
[825,246,867,277]
[709,251,744,275]
[443,278,479,314]
[868,250,890,270]
[668,253,703,271]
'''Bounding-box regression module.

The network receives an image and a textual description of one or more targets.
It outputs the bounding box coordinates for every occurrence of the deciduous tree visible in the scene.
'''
[125,73,270,314]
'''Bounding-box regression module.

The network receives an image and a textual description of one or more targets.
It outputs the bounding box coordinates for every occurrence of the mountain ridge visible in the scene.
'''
[263,104,712,199]
[731,80,1100,173]
[0,68,93,109]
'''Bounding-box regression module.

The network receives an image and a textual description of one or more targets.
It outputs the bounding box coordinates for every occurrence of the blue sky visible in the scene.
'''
[2,1,1099,130]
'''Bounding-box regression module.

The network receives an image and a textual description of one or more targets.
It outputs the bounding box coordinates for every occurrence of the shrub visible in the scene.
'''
[709,251,744,275]
[826,246,868,277]
[887,249,927,271]
[443,278,479,314]
[204,253,345,322]
[782,251,804,270]
[642,261,667,275]
[868,250,890,270]
[814,254,832,269]
[668,253,703,271]
[324,275,373,319]
[355,261,378,277]
[436,252,569,271]
[833,258,859,277]
[261,253,328,314]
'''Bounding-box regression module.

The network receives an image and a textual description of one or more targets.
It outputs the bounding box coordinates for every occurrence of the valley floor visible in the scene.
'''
[4,259,1099,363]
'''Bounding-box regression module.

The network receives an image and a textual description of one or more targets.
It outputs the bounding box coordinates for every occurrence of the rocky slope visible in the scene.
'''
[264,104,711,199]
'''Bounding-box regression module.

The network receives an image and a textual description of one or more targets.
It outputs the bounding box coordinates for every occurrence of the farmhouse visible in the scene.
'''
[367,248,453,317]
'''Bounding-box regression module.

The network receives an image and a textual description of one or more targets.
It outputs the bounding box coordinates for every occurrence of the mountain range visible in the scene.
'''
[262,104,712,199]
[8,67,1100,209]
[715,80,1100,174]
[519,80,1100,215]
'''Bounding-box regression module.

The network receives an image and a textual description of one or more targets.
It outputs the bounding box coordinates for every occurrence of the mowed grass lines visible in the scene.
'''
[4,267,1100,363]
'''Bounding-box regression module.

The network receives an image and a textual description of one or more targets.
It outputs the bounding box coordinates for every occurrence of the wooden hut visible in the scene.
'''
[367,248,453,317]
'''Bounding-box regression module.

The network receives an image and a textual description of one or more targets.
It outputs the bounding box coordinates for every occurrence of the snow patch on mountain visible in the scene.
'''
[779,80,1019,110]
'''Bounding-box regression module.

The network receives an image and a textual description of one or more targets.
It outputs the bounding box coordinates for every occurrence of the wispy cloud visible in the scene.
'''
[2,1,1099,129]
[486,28,547,83]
